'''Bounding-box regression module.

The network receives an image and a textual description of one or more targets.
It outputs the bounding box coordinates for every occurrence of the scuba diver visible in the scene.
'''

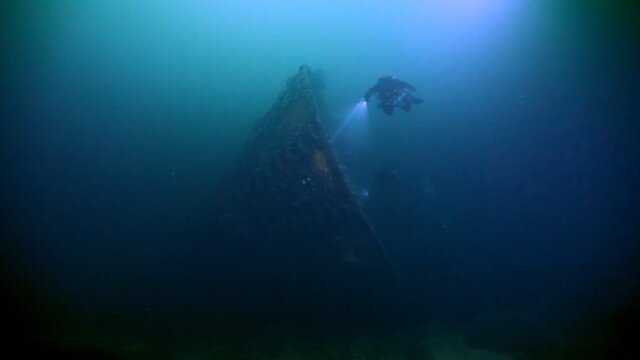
[364,76,423,116]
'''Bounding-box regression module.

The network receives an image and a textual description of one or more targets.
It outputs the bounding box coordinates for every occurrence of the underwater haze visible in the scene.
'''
[2,0,639,358]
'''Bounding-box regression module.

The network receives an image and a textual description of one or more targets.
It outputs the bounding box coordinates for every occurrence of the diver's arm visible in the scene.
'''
[363,86,377,102]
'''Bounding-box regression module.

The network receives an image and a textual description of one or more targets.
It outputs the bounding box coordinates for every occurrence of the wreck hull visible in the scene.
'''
[209,66,398,323]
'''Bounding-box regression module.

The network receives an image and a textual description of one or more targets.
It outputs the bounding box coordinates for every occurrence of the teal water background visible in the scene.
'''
[1,1,639,358]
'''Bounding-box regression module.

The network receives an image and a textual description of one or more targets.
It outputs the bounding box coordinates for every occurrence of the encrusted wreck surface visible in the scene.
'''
[212,66,397,322]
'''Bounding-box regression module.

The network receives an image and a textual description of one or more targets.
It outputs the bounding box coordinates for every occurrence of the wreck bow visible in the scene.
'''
[211,65,398,322]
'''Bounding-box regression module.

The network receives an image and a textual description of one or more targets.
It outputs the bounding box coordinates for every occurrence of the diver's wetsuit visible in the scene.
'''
[364,76,423,115]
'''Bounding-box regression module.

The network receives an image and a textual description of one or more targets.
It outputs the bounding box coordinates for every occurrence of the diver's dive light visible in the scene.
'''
[330,99,368,143]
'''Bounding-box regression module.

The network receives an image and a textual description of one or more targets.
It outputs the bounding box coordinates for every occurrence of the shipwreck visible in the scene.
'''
[207,66,399,324]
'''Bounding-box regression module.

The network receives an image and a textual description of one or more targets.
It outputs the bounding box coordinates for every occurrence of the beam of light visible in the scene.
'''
[330,99,368,143]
